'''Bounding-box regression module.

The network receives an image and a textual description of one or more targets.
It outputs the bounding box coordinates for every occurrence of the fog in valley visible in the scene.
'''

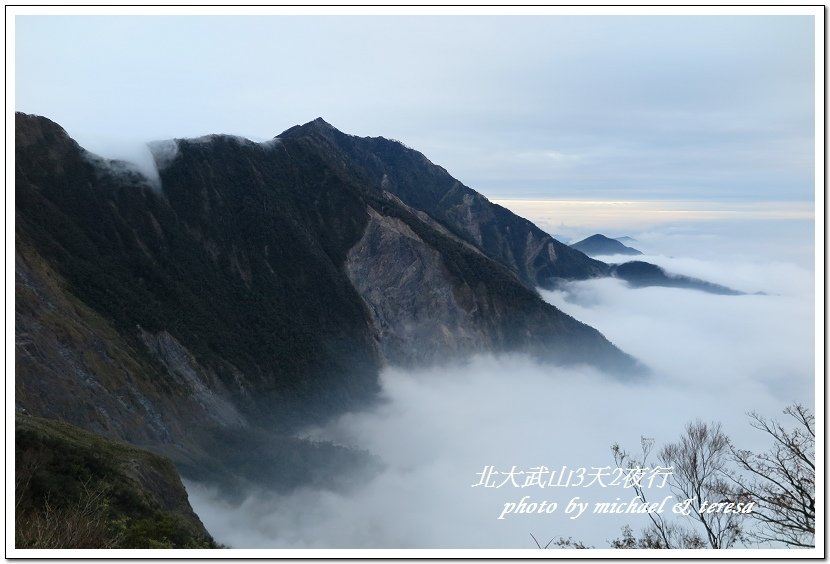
[186,216,815,549]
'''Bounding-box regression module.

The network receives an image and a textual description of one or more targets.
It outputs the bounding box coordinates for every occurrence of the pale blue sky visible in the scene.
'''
[14,14,816,202]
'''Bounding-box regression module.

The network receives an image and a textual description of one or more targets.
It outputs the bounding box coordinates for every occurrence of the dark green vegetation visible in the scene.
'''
[16,115,381,435]
[15,414,217,549]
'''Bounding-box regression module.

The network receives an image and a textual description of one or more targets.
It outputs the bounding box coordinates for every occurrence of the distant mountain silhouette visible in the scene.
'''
[609,261,743,295]
[571,233,643,256]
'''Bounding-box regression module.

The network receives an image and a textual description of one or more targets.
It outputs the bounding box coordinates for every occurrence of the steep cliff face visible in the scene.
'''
[344,206,485,365]
[342,200,626,368]
[15,113,638,492]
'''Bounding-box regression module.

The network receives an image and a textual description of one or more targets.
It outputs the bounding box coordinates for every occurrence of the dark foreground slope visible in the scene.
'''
[15,114,639,496]
[15,414,216,549]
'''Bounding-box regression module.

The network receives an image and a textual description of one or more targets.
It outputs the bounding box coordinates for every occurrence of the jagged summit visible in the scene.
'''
[279,116,344,140]
[309,116,335,129]
[134,117,344,155]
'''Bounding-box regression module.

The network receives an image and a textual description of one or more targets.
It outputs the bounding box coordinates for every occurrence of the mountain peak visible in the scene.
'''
[279,116,341,139]
[310,116,334,128]
[571,233,643,257]
[16,112,76,151]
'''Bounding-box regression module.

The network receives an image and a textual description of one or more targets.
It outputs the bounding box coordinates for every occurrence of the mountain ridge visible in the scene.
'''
[275,118,611,289]
[15,112,641,495]
[268,118,742,298]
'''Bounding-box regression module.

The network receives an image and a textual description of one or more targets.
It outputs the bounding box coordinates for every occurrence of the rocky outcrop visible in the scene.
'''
[345,206,486,365]
[137,329,246,428]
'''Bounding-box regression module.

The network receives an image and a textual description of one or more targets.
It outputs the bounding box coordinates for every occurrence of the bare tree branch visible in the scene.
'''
[728,404,815,548]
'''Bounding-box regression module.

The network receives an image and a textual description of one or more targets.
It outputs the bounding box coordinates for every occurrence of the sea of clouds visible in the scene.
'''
[186,216,815,550]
